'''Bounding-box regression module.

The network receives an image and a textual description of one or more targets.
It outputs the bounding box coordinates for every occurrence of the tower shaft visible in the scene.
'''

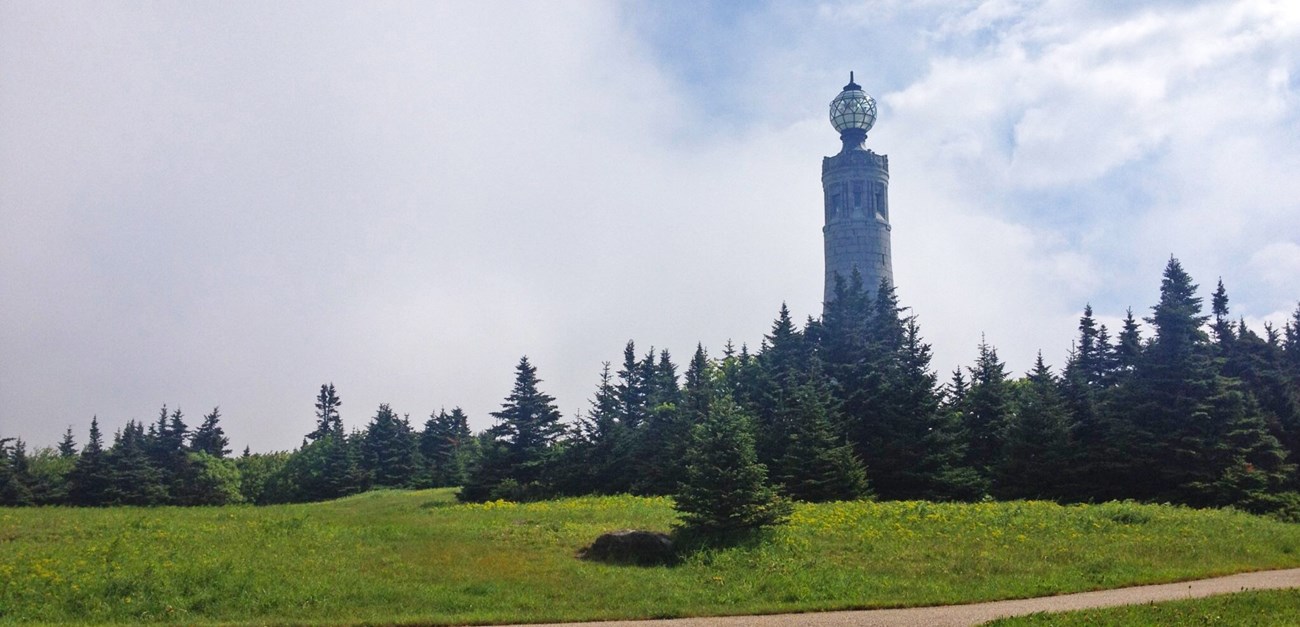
[822,146,892,306]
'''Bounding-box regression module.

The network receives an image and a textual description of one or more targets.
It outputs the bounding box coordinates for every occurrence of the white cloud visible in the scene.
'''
[1249,242,1300,291]
[2,0,1299,450]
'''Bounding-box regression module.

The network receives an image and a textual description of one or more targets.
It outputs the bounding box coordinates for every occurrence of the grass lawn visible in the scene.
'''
[3,489,1300,625]
[985,589,1300,626]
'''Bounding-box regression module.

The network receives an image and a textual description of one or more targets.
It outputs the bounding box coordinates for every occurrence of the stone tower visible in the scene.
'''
[823,73,892,308]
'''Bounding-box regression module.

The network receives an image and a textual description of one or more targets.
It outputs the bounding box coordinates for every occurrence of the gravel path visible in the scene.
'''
[503,568,1300,627]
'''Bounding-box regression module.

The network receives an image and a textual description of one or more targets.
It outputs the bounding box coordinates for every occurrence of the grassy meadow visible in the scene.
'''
[3,490,1300,624]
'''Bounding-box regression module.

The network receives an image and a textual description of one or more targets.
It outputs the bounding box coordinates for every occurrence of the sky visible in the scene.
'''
[3,0,1299,452]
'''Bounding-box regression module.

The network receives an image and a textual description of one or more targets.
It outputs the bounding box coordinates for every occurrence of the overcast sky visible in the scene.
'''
[3,0,1299,452]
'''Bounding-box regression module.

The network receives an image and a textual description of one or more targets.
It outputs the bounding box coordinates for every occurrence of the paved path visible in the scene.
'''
[504,568,1300,627]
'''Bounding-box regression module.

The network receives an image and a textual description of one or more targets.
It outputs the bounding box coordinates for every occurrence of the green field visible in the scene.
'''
[3,490,1300,625]
[987,589,1300,626]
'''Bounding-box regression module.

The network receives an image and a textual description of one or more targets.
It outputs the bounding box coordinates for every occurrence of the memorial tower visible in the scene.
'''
[823,73,892,308]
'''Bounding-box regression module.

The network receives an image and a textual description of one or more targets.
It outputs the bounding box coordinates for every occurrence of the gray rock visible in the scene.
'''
[580,529,674,566]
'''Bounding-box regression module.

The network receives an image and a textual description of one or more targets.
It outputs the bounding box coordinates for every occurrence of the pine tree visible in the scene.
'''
[106,421,168,506]
[635,350,693,495]
[67,417,112,506]
[361,404,419,488]
[1211,278,1234,347]
[996,354,1072,500]
[1284,304,1300,380]
[615,342,649,431]
[1115,257,1294,506]
[190,406,231,458]
[675,395,790,534]
[777,381,869,502]
[1114,308,1144,376]
[1067,304,1112,388]
[0,438,34,506]
[881,315,983,501]
[461,356,564,501]
[309,383,344,441]
[565,363,628,494]
[753,303,810,469]
[57,427,77,458]
[960,337,1013,483]
[420,407,473,488]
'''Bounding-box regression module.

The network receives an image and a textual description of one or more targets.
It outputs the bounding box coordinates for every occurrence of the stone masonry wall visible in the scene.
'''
[822,148,892,306]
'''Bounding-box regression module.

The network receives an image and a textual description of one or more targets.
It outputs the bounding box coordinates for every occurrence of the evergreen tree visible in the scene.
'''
[419,407,473,488]
[635,350,693,495]
[1211,278,1234,347]
[563,363,627,494]
[996,354,1072,500]
[777,380,869,502]
[1284,304,1300,379]
[1067,305,1111,388]
[753,303,810,469]
[0,438,34,506]
[614,342,649,431]
[67,417,112,506]
[818,271,872,376]
[460,356,564,501]
[309,383,344,441]
[675,395,790,534]
[1115,257,1294,505]
[190,406,231,458]
[1062,307,1131,501]
[361,404,419,488]
[874,313,983,501]
[960,337,1013,483]
[1114,308,1144,376]
[106,421,168,506]
[57,427,77,458]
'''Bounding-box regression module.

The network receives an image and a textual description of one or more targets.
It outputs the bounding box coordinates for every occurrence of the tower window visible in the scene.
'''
[852,182,862,208]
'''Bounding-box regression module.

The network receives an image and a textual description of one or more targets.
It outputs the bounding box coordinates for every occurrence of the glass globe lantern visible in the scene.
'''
[829,72,877,140]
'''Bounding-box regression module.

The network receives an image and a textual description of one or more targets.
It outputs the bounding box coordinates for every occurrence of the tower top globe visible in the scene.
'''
[829,71,877,137]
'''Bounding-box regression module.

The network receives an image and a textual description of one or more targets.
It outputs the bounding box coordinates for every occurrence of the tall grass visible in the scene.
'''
[3,490,1300,624]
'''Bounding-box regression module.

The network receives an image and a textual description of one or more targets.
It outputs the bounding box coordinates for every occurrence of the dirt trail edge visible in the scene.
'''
[502,568,1300,627]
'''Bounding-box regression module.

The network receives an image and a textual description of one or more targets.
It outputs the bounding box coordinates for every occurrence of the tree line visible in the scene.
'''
[4,257,1300,522]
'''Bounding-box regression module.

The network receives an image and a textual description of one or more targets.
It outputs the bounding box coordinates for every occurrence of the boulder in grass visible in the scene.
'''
[579,529,675,565]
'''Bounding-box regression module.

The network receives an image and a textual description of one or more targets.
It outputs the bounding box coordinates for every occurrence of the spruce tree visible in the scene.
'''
[190,406,231,458]
[1115,258,1294,505]
[615,342,649,431]
[1211,278,1234,347]
[362,404,419,488]
[309,383,344,441]
[960,337,1013,484]
[675,395,790,534]
[1114,308,1144,376]
[57,427,77,458]
[420,407,473,488]
[753,303,810,470]
[635,350,694,495]
[461,356,563,501]
[882,316,984,501]
[67,417,112,506]
[777,381,869,502]
[565,363,628,494]
[996,354,1072,500]
[0,438,34,506]
[106,421,168,505]
[1284,304,1300,379]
